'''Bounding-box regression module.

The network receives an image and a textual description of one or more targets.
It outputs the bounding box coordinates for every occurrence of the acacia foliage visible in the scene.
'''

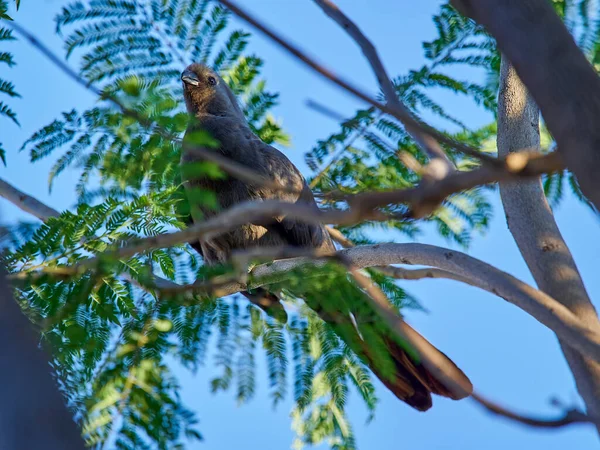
[4,1,600,449]
[0,0,22,164]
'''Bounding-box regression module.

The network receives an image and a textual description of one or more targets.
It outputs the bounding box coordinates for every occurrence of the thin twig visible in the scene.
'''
[313,0,454,172]
[325,225,355,248]
[217,0,498,166]
[142,3,187,67]
[471,392,595,428]
[305,98,346,121]
[0,178,178,300]
[372,264,474,285]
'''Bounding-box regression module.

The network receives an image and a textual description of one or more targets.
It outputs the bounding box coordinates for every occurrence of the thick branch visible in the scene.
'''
[26,150,562,278]
[451,0,600,211]
[135,244,600,364]
[326,225,472,284]
[313,0,454,172]
[497,58,600,426]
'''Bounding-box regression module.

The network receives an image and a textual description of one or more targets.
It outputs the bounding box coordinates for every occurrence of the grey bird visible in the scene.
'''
[180,63,473,410]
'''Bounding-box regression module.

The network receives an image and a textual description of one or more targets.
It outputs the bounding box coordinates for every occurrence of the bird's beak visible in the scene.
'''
[181,69,200,86]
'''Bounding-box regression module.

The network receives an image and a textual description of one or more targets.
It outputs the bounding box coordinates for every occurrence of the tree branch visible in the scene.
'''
[5,185,600,425]
[497,57,600,427]
[0,178,464,299]
[19,149,562,279]
[450,0,600,211]
[13,209,600,366]
[344,150,563,218]
[0,178,60,221]
[471,392,594,429]
[326,225,472,284]
[312,0,455,173]
[10,169,594,371]
[217,0,499,166]
[121,243,600,365]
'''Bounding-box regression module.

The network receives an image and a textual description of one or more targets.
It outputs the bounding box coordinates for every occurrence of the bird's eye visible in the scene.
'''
[207,76,217,86]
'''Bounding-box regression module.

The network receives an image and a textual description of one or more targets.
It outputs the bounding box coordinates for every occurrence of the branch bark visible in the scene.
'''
[0,178,60,221]
[326,225,472,284]
[134,243,600,365]
[497,57,600,427]
[450,0,600,211]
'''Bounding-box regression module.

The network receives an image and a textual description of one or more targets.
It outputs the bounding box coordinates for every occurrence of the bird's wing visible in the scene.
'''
[249,138,335,251]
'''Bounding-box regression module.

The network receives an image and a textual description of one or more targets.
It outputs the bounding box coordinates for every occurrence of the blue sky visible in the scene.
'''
[2,0,600,449]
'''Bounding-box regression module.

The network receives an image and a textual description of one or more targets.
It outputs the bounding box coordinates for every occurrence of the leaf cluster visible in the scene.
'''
[0,0,22,164]
[7,1,600,449]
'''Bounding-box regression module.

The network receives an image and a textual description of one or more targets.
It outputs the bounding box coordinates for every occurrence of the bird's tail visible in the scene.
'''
[241,288,288,323]
[308,299,471,410]
[361,322,472,411]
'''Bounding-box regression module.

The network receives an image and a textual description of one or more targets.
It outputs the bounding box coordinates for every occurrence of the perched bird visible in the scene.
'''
[180,63,472,410]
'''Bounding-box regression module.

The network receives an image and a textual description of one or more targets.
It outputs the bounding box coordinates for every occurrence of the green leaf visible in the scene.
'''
[182,129,220,147]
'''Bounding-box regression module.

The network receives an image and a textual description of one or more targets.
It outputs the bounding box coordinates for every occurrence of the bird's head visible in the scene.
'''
[181,63,245,120]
